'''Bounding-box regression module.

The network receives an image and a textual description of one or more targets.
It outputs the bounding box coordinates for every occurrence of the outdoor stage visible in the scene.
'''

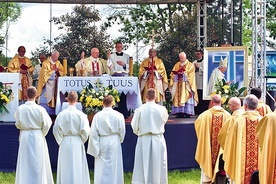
[0,115,199,172]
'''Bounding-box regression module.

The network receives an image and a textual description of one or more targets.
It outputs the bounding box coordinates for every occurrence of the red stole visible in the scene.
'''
[19,57,28,100]
[211,114,223,171]
[92,61,99,76]
[147,58,155,88]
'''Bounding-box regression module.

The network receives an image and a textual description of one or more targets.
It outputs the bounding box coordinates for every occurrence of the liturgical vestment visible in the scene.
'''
[169,60,198,115]
[255,101,272,117]
[76,56,110,76]
[218,108,244,149]
[138,56,168,103]
[131,101,169,184]
[194,106,231,182]
[53,105,91,184]
[14,101,54,184]
[87,107,125,184]
[257,112,276,184]
[8,54,34,100]
[223,111,262,184]
[37,57,64,108]
[207,67,225,95]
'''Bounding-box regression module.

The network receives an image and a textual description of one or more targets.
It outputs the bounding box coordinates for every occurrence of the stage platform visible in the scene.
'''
[0,115,199,172]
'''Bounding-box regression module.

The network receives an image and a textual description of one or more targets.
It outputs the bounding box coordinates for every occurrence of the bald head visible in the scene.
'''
[228,97,241,112]
[51,51,59,62]
[179,52,187,63]
[91,47,99,58]
[212,94,222,104]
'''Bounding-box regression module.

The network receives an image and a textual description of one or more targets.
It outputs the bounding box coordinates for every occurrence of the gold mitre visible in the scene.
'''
[219,56,228,67]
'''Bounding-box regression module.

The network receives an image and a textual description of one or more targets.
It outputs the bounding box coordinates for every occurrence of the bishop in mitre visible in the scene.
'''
[207,56,228,95]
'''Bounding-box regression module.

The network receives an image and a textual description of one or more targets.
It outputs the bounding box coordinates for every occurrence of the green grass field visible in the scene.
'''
[0,169,200,184]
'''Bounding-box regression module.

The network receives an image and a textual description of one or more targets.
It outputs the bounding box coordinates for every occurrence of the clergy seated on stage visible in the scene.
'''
[75,47,110,76]
[8,46,34,104]
[37,51,64,116]
[194,94,231,183]
[138,48,168,104]
[169,52,198,118]
[223,94,263,184]
[87,95,125,184]
[250,87,272,116]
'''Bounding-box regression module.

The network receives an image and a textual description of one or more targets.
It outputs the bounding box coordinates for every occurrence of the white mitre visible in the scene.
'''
[219,56,228,67]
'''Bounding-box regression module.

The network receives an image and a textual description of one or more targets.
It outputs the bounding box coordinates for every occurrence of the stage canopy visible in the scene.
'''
[1,0,199,4]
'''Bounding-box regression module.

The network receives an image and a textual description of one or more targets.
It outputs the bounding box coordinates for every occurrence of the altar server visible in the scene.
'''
[14,86,54,184]
[87,95,125,184]
[107,41,131,118]
[53,91,91,184]
[131,88,169,184]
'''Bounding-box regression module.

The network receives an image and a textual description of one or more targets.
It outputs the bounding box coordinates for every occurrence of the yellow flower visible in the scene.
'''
[221,96,228,104]
[0,82,14,114]
[78,81,120,114]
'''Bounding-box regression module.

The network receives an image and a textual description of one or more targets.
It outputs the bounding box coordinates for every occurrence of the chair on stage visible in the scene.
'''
[215,154,228,184]
[250,170,259,184]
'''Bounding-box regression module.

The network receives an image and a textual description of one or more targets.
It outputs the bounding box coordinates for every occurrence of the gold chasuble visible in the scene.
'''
[194,107,231,181]
[8,54,34,100]
[169,61,198,107]
[138,56,168,103]
[256,101,272,116]
[223,111,262,184]
[257,112,276,184]
[37,58,64,108]
[218,108,244,149]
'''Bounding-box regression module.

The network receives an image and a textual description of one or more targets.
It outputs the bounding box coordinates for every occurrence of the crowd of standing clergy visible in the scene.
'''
[195,87,276,184]
[9,43,276,184]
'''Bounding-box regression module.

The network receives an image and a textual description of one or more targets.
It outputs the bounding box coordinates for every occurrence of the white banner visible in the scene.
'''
[56,75,142,114]
[0,73,20,122]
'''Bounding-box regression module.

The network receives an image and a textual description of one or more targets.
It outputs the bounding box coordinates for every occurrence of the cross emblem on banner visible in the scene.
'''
[148,29,160,49]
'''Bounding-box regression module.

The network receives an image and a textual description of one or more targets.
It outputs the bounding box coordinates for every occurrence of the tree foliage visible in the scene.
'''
[105,4,199,73]
[51,5,112,67]
[267,0,276,48]
[0,2,21,49]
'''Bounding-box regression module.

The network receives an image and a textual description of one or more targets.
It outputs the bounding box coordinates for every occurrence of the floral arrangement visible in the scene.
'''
[0,82,14,114]
[78,79,120,114]
[211,78,247,112]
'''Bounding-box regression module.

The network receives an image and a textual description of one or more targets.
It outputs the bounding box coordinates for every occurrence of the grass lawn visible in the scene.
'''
[0,169,200,183]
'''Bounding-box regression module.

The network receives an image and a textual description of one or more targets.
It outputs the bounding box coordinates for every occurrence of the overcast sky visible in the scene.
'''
[1,3,147,60]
